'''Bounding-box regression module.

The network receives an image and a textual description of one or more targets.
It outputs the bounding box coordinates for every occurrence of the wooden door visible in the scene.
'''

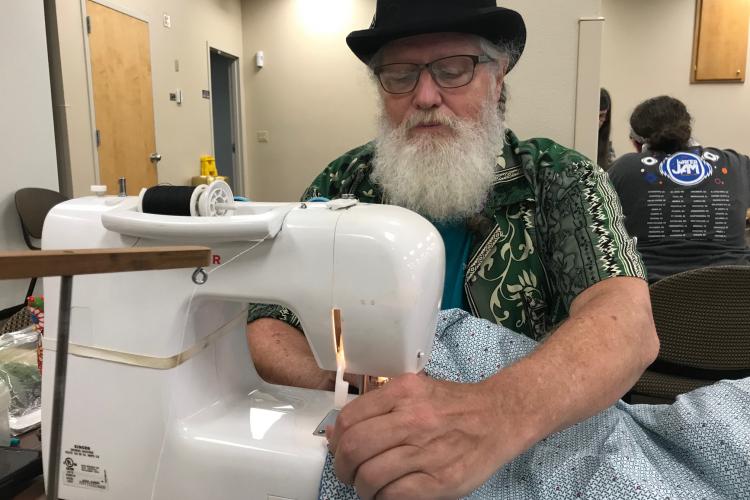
[692,0,750,82]
[87,1,158,194]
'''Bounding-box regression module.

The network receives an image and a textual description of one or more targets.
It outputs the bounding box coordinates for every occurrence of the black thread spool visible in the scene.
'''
[139,185,199,216]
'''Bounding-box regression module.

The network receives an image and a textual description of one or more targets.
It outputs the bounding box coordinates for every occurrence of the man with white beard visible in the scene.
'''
[371,80,503,223]
[247,1,659,498]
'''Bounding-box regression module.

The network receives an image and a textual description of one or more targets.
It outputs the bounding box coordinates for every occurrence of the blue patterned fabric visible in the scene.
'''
[319,309,750,500]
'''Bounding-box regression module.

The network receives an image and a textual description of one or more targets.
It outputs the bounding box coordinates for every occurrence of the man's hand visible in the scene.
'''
[327,373,535,500]
[326,276,658,499]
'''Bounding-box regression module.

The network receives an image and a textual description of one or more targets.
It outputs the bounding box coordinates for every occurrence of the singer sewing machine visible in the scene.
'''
[40,183,444,499]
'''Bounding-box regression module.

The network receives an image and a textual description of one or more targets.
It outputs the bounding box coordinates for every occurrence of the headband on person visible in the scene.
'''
[629,129,648,145]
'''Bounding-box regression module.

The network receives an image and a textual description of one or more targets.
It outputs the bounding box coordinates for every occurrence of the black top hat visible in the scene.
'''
[346,0,526,71]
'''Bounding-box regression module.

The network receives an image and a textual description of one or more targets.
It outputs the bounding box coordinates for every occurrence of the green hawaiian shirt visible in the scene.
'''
[248,130,645,340]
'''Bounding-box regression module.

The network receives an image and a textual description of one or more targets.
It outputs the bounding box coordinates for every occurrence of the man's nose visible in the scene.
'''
[412,69,443,109]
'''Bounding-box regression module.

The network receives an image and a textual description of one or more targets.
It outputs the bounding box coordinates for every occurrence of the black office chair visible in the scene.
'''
[15,188,68,250]
[0,188,67,324]
[627,265,750,404]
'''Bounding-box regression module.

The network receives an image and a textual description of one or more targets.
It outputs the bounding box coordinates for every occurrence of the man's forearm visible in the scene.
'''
[482,276,659,447]
[246,318,336,390]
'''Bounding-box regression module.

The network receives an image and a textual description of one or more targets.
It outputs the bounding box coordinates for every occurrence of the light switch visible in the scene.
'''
[169,89,183,105]
[163,13,171,28]
[257,130,269,143]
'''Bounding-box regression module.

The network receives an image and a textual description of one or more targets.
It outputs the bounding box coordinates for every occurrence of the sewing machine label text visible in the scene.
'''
[212,254,221,265]
[63,444,109,491]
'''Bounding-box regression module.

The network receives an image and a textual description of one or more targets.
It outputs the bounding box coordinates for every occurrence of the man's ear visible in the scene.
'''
[493,72,505,103]
[493,57,509,99]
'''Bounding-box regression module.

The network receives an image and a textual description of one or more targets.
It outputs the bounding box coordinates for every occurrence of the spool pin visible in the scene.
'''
[138,180,236,217]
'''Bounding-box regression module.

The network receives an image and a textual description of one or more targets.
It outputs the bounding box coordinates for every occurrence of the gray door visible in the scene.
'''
[210,48,241,194]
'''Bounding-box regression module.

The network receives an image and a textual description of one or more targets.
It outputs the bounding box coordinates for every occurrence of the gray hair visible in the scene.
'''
[478,37,518,116]
[478,37,515,74]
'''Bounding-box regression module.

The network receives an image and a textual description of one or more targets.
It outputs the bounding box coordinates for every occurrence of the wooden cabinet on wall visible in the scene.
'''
[692,0,750,83]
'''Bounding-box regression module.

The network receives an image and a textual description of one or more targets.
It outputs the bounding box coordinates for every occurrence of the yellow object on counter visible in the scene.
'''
[191,175,229,187]
[200,155,219,177]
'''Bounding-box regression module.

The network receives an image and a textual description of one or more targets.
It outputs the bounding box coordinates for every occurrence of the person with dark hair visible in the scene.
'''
[608,95,750,283]
[598,88,615,169]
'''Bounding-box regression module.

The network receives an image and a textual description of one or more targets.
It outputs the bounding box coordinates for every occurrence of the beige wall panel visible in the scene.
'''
[602,0,750,158]
[0,0,59,309]
[58,0,98,196]
[503,0,602,149]
[241,0,379,201]
[575,18,605,162]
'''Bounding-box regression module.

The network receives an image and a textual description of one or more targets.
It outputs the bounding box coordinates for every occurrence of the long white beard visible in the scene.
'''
[372,97,505,222]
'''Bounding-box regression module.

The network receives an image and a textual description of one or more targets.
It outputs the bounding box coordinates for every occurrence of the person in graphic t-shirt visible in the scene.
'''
[608,95,750,283]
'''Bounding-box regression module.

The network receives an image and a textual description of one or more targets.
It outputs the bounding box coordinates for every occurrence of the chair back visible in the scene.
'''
[0,188,68,322]
[14,188,68,250]
[629,265,750,403]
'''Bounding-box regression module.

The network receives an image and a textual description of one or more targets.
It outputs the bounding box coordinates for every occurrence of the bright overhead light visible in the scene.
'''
[296,0,353,35]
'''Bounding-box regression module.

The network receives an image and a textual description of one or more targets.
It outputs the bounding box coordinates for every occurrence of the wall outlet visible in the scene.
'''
[257,130,269,143]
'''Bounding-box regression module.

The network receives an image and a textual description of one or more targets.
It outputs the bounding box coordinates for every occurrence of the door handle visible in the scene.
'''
[150,153,162,164]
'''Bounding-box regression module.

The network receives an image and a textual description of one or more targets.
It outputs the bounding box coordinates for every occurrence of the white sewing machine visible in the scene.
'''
[40,185,444,499]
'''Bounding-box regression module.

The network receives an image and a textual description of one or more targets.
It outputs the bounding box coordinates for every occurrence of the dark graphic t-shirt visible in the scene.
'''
[608,147,750,282]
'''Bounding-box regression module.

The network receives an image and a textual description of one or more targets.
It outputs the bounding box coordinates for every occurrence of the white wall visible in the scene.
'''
[241,0,379,201]
[602,0,750,158]
[0,0,59,309]
[56,0,246,197]
[242,0,603,201]
[503,0,602,149]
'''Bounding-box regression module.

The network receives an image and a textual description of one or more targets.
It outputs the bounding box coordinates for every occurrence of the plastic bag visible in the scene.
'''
[0,327,42,435]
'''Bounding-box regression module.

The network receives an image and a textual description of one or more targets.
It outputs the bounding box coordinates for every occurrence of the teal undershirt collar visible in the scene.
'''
[430,219,473,311]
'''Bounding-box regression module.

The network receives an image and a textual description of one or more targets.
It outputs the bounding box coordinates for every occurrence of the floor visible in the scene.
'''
[11,431,45,500]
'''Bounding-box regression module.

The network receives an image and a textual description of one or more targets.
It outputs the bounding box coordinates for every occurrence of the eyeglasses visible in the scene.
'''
[374,54,495,95]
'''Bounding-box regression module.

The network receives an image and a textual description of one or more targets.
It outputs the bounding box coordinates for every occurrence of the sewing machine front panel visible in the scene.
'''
[153,385,336,499]
[40,195,444,499]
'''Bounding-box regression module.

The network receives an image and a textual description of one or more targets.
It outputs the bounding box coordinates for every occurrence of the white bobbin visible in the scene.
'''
[196,180,234,217]
[190,184,209,216]
[137,187,148,213]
